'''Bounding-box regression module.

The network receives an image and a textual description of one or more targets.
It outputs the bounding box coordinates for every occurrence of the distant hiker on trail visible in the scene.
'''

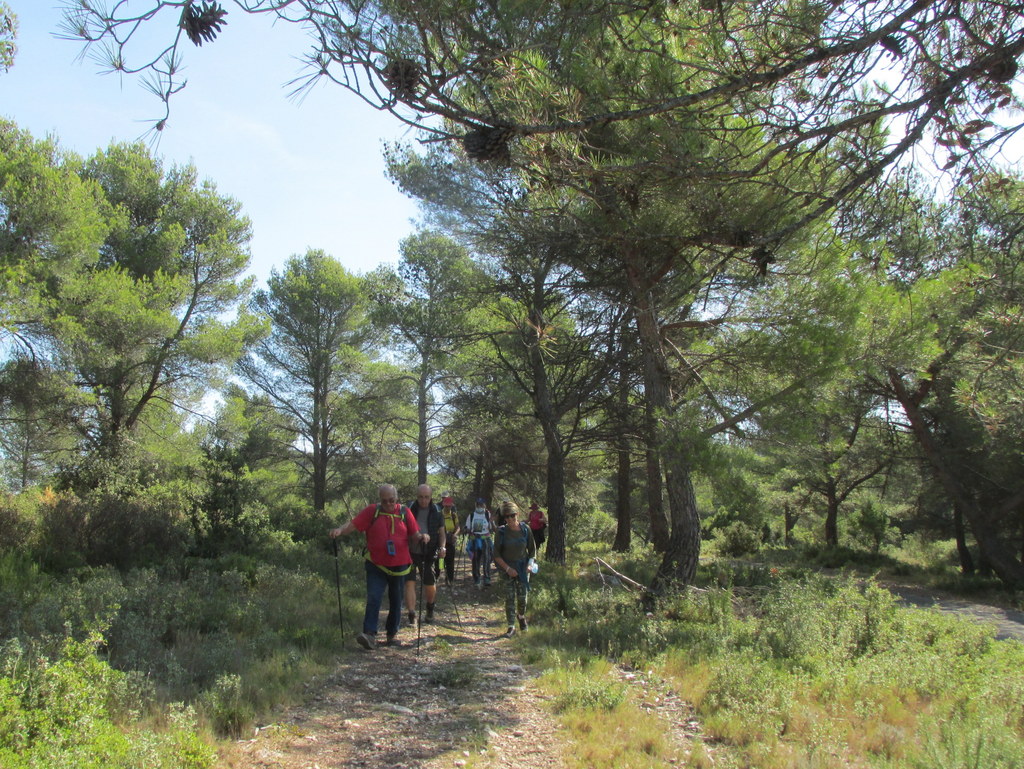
[439,495,460,585]
[493,500,537,637]
[528,502,547,553]
[405,484,446,626]
[329,484,427,650]
[464,498,494,587]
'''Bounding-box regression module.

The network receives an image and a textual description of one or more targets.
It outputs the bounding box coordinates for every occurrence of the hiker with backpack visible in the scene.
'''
[439,495,460,585]
[404,484,446,626]
[528,502,547,554]
[492,500,537,637]
[329,484,428,650]
[464,498,494,587]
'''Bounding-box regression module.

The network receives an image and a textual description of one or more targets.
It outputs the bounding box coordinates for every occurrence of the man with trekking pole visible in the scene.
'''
[405,484,446,626]
[329,484,427,650]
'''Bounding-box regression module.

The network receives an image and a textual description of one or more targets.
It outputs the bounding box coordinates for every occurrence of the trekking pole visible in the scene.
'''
[448,577,464,630]
[416,560,425,654]
[331,538,345,635]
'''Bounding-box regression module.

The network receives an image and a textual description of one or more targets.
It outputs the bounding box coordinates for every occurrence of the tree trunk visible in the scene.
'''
[824,482,839,548]
[627,266,701,589]
[613,438,632,552]
[644,414,670,552]
[416,369,429,485]
[544,445,567,564]
[953,502,975,575]
[890,370,1024,589]
[311,388,327,515]
[784,503,799,546]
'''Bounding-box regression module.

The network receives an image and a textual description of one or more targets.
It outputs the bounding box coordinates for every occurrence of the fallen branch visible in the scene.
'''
[594,558,648,592]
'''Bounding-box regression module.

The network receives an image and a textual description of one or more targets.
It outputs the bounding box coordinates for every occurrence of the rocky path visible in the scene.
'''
[219,577,569,769]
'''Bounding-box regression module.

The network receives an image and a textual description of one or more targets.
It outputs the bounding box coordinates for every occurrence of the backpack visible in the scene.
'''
[363,504,414,576]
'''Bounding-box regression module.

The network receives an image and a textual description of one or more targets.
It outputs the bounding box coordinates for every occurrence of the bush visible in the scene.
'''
[0,635,215,768]
[36,490,193,571]
[715,521,762,557]
[756,574,900,668]
[0,493,36,553]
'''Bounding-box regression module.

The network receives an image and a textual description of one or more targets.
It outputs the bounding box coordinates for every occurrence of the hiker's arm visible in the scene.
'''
[493,549,516,577]
[329,520,357,538]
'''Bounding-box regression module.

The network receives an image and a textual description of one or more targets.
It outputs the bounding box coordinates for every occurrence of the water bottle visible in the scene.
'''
[528,558,538,574]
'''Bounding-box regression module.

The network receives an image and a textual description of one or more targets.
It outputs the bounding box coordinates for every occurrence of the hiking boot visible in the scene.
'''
[356,632,375,650]
[474,578,481,587]
[407,610,417,627]
[518,616,528,631]
[385,634,401,647]
[425,604,434,623]
[504,626,516,638]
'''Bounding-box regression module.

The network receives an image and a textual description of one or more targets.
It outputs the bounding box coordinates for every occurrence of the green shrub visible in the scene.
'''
[0,492,36,553]
[0,635,214,768]
[713,520,763,557]
[199,673,254,738]
[698,649,795,745]
[548,662,629,713]
[36,491,192,571]
[756,575,900,668]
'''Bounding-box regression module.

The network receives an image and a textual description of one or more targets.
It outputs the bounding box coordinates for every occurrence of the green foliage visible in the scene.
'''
[545,660,628,713]
[712,520,763,557]
[198,673,253,739]
[0,491,37,552]
[850,495,894,554]
[755,575,900,669]
[0,635,215,768]
[699,650,794,745]
[35,487,193,572]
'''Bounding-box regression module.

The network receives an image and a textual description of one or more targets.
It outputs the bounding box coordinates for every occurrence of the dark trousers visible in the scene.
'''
[442,550,456,582]
[363,561,407,637]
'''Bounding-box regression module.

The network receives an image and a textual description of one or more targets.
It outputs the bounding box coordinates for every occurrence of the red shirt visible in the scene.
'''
[354,503,420,568]
[529,509,546,531]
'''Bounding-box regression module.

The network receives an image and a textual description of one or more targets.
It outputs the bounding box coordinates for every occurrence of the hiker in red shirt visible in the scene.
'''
[330,484,428,650]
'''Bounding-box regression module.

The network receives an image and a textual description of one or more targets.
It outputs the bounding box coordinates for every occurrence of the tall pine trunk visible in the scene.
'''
[628,265,701,589]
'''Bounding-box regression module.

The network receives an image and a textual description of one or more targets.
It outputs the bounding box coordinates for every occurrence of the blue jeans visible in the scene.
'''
[364,561,408,637]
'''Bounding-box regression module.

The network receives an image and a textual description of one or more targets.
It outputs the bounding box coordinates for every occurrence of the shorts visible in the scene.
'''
[411,551,437,586]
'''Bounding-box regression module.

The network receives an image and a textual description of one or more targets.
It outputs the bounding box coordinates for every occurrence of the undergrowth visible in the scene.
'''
[521,545,1024,769]
[0,541,367,764]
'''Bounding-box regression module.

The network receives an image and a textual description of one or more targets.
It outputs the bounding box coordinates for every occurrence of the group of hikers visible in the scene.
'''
[329,483,548,650]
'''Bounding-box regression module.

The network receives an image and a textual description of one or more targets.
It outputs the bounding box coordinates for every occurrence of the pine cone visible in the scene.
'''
[462,125,515,163]
[382,58,423,101]
[987,55,1018,84]
[181,1,228,47]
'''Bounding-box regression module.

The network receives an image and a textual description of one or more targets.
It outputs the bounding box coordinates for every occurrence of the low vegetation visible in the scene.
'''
[522,542,1024,769]
[2,493,1022,769]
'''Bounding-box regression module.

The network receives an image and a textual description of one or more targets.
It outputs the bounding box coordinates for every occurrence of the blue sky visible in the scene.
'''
[0,2,423,284]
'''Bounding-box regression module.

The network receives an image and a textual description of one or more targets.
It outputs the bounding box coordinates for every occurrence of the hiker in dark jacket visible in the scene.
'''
[329,484,426,649]
[404,484,446,625]
[492,500,537,637]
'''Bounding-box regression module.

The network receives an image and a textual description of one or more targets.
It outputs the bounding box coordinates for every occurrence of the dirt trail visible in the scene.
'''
[220,577,568,769]
[217,569,1024,768]
[883,583,1024,642]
